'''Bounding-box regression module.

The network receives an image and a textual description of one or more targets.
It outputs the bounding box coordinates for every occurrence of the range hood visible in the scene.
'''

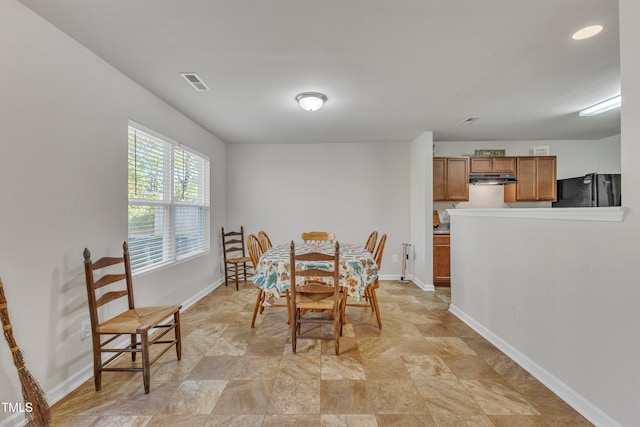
[469,173,517,185]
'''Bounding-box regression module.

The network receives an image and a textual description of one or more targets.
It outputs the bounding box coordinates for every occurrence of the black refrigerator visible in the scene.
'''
[553,173,621,207]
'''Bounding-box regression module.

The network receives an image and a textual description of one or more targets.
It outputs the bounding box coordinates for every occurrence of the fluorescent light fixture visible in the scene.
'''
[579,95,621,116]
[572,25,603,40]
[296,92,327,111]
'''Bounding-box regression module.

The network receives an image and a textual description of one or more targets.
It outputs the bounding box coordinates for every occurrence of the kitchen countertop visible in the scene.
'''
[433,227,450,235]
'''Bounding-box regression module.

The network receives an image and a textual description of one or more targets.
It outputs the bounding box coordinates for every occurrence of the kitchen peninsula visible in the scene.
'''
[445,206,626,427]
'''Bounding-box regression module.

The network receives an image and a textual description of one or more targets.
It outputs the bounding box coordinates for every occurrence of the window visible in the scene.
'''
[128,121,210,272]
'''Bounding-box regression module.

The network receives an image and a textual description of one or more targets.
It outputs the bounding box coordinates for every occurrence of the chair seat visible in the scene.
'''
[226,256,251,264]
[97,306,180,334]
[296,293,342,311]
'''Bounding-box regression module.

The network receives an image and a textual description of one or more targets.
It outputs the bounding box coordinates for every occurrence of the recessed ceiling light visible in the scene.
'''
[296,92,327,112]
[572,25,603,40]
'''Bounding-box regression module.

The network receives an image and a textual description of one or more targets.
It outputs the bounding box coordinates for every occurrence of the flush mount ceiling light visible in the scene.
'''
[579,95,621,116]
[296,92,327,112]
[572,25,603,40]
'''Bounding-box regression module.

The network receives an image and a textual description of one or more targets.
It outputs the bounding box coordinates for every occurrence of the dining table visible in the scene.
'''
[252,241,379,306]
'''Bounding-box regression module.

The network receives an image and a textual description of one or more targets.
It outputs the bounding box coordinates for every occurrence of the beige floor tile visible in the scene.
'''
[211,379,273,415]
[461,379,540,416]
[320,380,374,414]
[160,380,227,415]
[266,378,320,415]
[402,354,457,380]
[414,379,485,416]
[367,380,429,414]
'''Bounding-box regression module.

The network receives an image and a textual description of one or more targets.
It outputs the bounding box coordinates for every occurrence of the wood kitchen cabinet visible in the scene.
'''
[505,156,557,202]
[470,156,516,174]
[433,234,450,286]
[433,157,469,201]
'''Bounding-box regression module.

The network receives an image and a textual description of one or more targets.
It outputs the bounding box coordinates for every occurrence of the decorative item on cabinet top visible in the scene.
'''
[475,149,505,157]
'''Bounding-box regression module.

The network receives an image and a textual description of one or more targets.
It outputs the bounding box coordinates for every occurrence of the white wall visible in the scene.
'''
[447,1,639,424]
[409,132,434,289]
[225,142,411,277]
[0,2,226,422]
[434,136,621,179]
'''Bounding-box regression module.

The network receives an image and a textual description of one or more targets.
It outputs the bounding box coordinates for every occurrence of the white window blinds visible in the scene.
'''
[128,122,210,272]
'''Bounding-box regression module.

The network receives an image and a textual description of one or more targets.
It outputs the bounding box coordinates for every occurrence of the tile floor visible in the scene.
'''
[50,281,593,426]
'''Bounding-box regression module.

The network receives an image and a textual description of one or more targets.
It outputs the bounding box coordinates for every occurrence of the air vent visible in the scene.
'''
[457,117,480,127]
[180,73,210,91]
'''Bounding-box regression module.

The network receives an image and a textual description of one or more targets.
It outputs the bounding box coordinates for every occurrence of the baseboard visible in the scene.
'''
[406,276,435,291]
[449,304,623,427]
[0,279,225,427]
[181,279,224,311]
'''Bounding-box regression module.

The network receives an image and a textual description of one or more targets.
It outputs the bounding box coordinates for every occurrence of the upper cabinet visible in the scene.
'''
[470,157,516,174]
[434,157,469,201]
[505,156,557,202]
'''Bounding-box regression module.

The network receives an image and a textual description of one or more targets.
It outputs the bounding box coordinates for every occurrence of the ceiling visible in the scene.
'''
[20,0,620,145]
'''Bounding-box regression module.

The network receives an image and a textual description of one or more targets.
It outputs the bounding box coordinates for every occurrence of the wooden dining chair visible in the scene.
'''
[222,226,252,290]
[257,230,273,251]
[289,241,344,355]
[247,233,291,328]
[83,242,181,394]
[364,230,378,253]
[347,233,386,329]
[301,231,335,243]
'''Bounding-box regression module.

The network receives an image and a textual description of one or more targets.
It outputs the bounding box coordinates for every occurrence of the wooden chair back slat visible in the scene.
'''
[92,256,124,271]
[374,234,387,269]
[93,274,126,290]
[294,252,336,262]
[294,268,335,278]
[96,290,129,308]
[257,231,273,251]
[301,231,335,243]
[246,234,263,269]
[364,231,378,253]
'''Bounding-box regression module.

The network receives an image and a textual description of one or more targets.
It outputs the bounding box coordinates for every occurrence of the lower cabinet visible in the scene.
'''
[433,234,450,286]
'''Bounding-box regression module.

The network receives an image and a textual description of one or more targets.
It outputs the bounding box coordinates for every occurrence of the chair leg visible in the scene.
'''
[131,334,137,361]
[370,288,382,329]
[224,264,229,287]
[141,330,150,394]
[234,263,239,290]
[174,311,182,360]
[284,290,291,326]
[334,311,340,355]
[92,335,102,391]
[251,289,264,328]
[291,310,297,354]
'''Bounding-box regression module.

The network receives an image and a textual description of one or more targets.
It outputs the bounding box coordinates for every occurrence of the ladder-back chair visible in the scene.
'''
[347,233,386,329]
[290,241,344,355]
[222,226,252,290]
[83,242,181,394]
[247,234,290,327]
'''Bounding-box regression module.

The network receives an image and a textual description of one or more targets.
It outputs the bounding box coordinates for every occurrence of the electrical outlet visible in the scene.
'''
[81,320,91,341]
[515,307,524,326]
[392,255,399,262]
